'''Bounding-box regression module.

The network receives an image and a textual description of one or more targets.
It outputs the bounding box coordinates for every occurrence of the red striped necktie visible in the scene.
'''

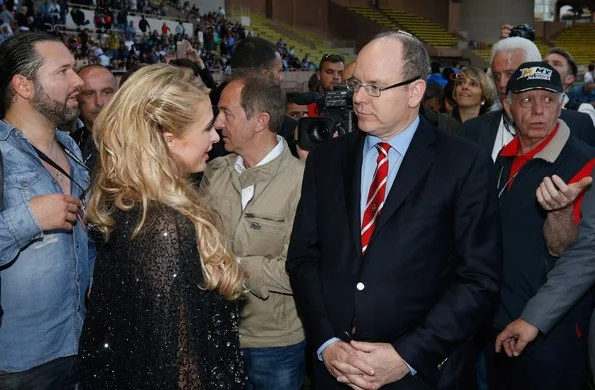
[361,142,390,255]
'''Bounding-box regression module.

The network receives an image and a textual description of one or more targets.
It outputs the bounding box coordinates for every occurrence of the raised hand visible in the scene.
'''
[536,175,592,212]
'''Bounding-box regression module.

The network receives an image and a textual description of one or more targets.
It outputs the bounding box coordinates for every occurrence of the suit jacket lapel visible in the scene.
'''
[372,120,436,239]
[478,110,503,153]
[342,132,366,258]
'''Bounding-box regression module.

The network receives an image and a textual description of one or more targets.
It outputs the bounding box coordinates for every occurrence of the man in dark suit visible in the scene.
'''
[286,31,502,389]
[460,37,595,159]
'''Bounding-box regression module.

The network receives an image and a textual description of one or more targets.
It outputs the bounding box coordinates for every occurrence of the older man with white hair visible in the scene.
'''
[460,37,595,159]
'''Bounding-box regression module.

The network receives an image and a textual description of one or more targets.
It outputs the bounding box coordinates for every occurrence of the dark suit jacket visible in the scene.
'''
[287,118,502,388]
[459,109,595,154]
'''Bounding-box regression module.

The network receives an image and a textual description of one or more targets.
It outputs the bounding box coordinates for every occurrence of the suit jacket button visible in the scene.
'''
[356,282,365,291]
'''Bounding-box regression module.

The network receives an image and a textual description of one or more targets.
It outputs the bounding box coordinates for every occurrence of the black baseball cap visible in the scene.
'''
[506,61,563,94]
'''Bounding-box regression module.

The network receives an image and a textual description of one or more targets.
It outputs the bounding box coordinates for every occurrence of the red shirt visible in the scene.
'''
[500,123,559,185]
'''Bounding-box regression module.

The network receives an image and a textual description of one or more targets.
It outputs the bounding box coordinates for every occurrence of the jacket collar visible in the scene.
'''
[0,120,16,141]
[500,119,569,163]
[534,119,570,162]
[224,138,294,189]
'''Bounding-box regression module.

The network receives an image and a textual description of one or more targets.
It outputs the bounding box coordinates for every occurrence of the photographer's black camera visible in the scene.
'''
[297,86,358,151]
[509,24,535,41]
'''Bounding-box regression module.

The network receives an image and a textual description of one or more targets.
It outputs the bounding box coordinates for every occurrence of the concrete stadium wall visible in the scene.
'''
[460,0,534,43]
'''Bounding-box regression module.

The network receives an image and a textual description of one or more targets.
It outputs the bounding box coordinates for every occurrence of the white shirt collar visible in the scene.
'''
[234,136,284,174]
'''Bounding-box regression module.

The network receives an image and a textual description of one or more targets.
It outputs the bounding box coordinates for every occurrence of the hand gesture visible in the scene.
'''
[495,319,539,357]
[536,175,592,212]
[29,194,81,231]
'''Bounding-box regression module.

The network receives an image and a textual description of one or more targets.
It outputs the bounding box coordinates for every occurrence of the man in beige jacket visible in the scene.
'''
[199,71,305,389]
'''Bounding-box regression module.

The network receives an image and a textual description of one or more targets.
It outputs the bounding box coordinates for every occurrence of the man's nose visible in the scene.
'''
[95,93,106,107]
[532,98,545,114]
[352,85,367,104]
[499,75,510,92]
[213,112,225,130]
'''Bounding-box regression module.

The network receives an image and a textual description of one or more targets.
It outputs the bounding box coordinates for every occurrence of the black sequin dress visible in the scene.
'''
[80,205,246,389]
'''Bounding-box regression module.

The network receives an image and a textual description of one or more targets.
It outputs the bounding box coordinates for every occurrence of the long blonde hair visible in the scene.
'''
[88,64,245,300]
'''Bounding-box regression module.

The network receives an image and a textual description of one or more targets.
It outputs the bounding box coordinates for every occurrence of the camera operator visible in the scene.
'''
[500,23,535,41]
[286,93,310,161]
[316,54,345,92]
[308,54,346,116]
[286,93,310,121]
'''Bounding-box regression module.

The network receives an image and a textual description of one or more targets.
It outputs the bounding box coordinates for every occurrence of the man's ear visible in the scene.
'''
[254,112,271,133]
[408,79,426,108]
[316,70,321,81]
[11,75,34,100]
[564,74,576,88]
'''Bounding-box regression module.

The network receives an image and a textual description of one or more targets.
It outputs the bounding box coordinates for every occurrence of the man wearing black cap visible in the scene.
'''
[488,61,595,390]
[459,38,595,160]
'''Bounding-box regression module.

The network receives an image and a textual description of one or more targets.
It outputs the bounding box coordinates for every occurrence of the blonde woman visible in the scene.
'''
[452,67,497,123]
[79,64,246,389]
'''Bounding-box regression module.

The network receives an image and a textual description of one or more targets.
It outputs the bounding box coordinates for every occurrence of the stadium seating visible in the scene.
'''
[234,11,355,66]
[346,6,458,48]
[552,24,595,65]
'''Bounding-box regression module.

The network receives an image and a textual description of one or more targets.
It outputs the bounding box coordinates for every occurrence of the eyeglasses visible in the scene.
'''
[345,76,421,97]
[322,53,345,63]
[514,93,563,108]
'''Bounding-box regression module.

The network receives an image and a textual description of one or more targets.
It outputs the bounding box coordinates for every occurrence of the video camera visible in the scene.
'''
[295,85,358,151]
[509,24,535,41]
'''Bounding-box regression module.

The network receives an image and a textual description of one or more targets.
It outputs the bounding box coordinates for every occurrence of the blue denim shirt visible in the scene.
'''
[0,120,95,372]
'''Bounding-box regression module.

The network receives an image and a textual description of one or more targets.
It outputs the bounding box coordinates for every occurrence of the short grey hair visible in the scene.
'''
[375,31,430,81]
[490,37,542,65]
[233,71,286,133]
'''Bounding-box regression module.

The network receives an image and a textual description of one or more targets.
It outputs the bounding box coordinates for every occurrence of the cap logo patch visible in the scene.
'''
[519,66,553,81]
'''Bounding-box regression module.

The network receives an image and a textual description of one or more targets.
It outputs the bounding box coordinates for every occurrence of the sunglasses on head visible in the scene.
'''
[322,54,345,63]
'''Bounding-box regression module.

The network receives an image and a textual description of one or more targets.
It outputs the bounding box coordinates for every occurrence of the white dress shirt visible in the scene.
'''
[491,114,516,162]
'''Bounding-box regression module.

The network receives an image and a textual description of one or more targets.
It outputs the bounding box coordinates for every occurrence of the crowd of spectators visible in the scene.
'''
[0,0,318,74]
[72,0,169,16]
[276,37,316,70]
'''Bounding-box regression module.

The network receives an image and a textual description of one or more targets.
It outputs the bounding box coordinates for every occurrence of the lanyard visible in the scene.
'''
[502,116,516,137]
[31,140,88,198]
[496,159,535,199]
[56,139,86,167]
